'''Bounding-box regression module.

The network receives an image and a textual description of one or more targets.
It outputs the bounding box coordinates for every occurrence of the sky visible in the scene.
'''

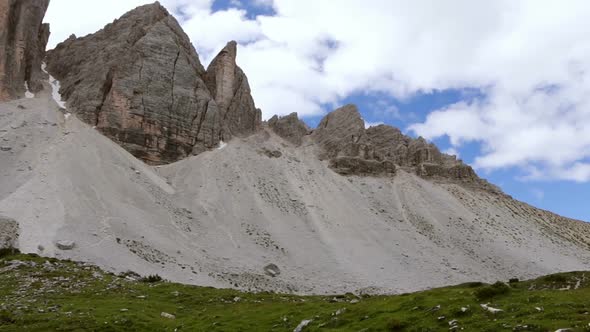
[45,0,590,221]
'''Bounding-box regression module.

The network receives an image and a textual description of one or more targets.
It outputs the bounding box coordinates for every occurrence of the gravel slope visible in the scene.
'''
[1,90,590,294]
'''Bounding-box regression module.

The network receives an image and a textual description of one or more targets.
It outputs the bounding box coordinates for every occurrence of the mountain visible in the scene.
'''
[1,1,589,295]
[45,3,260,164]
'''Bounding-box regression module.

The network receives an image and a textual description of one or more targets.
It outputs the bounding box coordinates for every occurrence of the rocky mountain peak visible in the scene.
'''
[268,112,310,146]
[204,40,261,140]
[308,103,486,184]
[205,41,238,111]
[0,0,50,101]
[312,104,368,159]
[45,3,260,164]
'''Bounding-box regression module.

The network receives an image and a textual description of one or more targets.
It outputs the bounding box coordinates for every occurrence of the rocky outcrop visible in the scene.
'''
[204,41,261,139]
[0,0,50,101]
[329,156,396,176]
[268,112,310,146]
[311,104,371,160]
[0,216,18,250]
[45,3,261,164]
[55,240,75,250]
[312,104,479,181]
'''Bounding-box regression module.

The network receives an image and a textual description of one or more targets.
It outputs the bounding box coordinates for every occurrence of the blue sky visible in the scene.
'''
[298,84,590,221]
[332,91,590,222]
[45,0,590,222]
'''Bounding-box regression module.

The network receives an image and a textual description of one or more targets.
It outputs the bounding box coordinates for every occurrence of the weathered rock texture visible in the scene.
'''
[312,104,481,182]
[0,0,50,101]
[204,41,261,138]
[312,104,369,160]
[0,216,18,250]
[45,3,260,164]
[268,112,310,146]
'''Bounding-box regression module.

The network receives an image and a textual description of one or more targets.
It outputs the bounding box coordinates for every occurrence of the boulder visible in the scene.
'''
[264,263,281,277]
[0,216,19,250]
[0,0,50,101]
[160,312,175,319]
[268,112,310,146]
[55,240,75,250]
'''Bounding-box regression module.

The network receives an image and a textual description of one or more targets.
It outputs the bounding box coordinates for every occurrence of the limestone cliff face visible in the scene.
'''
[267,112,310,146]
[45,3,261,164]
[312,105,370,159]
[0,0,50,101]
[39,1,480,183]
[311,104,481,182]
[204,41,261,140]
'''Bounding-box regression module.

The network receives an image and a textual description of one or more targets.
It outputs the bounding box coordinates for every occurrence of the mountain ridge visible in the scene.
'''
[0,1,589,295]
[45,2,261,164]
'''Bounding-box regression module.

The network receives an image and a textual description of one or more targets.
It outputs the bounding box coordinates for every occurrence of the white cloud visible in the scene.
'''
[45,0,150,48]
[364,121,384,129]
[45,0,590,181]
[44,0,212,49]
[443,148,460,159]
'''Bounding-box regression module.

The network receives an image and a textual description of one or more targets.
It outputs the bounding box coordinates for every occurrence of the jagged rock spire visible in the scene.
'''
[45,4,261,164]
[205,40,261,140]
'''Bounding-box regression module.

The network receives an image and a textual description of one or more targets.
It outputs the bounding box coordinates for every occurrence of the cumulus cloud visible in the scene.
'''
[45,0,590,182]
[364,121,384,129]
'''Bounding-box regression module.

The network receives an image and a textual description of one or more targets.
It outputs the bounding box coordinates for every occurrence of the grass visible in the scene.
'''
[0,253,589,331]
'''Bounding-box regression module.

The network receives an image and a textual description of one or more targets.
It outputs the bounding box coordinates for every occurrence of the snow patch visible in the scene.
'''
[64,113,71,120]
[24,82,35,99]
[217,140,227,150]
[41,63,67,109]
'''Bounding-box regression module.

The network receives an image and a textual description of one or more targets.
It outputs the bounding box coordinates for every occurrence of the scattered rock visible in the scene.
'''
[0,146,11,151]
[425,305,441,313]
[480,303,503,314]
[332,308,346,316]
[55,240,75,250]
[264,263,281,277]
[293,319,312,332]
[260,148,282,158]
[161,312,175,319]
